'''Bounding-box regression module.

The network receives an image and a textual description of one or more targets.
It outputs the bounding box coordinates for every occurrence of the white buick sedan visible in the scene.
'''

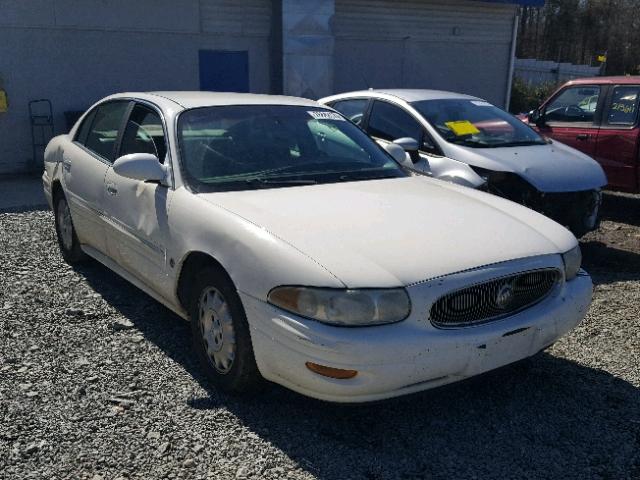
[43,92,592,403]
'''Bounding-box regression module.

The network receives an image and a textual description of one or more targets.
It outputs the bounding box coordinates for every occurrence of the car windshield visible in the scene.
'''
[177,105,406,192]
[412,99,546,148]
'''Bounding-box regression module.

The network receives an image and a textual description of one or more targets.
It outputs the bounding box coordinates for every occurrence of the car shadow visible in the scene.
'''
[581,240,640,284]
[73,260,640,480]
[601,192,640,227]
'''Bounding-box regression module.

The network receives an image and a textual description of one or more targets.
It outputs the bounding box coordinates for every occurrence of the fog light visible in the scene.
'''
[305,362,358,379]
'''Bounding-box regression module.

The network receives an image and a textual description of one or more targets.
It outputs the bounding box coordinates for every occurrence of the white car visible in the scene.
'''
[43,92,592,403]
[319,89,607,237]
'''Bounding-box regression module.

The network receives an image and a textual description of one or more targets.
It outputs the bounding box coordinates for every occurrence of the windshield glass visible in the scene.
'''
[177,105,406,192]
[411,99,546,148]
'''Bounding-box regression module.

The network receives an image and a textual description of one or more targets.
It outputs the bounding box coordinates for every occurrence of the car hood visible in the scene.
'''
[198,176,577,288]
[442,140,607,192]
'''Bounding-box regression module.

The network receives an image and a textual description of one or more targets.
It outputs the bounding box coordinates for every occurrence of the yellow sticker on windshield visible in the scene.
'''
[445,120,480,136]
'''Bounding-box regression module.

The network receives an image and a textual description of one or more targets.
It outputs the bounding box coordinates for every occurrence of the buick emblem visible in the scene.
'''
[495,283,515,309]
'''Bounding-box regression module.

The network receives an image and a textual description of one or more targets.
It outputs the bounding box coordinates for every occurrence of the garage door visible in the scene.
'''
[333,0,516,106]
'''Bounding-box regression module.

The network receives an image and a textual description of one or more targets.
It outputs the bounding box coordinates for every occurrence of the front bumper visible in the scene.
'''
[482,172,602,236]
[242,263,593,403]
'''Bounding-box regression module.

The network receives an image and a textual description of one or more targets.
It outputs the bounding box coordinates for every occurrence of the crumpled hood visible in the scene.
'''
[199,176,577,288]
[443,140,607,193]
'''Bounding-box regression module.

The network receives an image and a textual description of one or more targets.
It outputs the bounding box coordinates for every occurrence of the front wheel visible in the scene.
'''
[570,189,602,238]
[190,267,262,393]
[53,193,86,263]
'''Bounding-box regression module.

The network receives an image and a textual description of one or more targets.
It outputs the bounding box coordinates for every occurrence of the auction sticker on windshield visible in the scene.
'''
[308,111,345,121]
[445,120,480,136]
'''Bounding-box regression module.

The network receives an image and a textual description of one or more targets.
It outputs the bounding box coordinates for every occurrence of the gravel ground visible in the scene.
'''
[1,194,639,480]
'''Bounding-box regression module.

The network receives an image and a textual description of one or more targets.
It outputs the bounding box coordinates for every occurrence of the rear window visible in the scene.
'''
[606,86,640,126]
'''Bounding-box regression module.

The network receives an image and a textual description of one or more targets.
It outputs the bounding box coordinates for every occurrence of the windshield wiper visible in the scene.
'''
[336,172,400,182]
[244,177,318,188]
[490,141,547,148]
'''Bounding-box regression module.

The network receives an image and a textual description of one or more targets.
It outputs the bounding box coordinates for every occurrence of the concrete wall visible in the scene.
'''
[0,0,271,174]
[515,58,601,87]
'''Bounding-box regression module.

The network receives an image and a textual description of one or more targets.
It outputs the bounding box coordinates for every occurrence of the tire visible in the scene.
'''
[53,192,86,264]
[189,266,262,393]
[569,189,602,238]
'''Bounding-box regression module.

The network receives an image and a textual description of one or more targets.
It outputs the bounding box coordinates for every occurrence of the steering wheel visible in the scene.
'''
[565,105,585,118]
[348,113,364,125]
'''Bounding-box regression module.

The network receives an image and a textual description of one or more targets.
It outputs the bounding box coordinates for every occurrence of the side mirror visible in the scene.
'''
[113,153,166,183]
[383,142,413,169]
[393,137,421,164]
[528,108,545,127]
[393,137,419,152]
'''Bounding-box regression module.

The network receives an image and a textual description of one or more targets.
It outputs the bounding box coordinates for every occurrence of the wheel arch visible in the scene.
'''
[176,251,235,312]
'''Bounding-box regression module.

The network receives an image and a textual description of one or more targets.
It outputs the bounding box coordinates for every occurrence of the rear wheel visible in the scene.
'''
[53,192,86,263]
[190,267,262,393]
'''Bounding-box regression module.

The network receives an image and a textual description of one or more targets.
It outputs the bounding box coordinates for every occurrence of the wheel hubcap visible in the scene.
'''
[199,287,235,374]
[57,199,73,251]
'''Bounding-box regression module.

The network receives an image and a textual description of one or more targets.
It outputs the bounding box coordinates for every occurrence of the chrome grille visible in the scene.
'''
[429,269,560,328]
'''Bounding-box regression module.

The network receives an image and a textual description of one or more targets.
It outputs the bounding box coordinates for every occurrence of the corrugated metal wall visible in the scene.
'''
[0,0,517,175]
[0,0,272,175]
[333,0,516,106]
[200,0,271,36]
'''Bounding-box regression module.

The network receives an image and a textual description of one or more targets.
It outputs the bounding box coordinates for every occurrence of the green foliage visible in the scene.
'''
[509,78,559,114]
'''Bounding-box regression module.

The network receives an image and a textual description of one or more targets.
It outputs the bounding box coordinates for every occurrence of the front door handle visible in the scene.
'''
[62,158,72,172]
[106,183,118,196]
[576,133,590,140]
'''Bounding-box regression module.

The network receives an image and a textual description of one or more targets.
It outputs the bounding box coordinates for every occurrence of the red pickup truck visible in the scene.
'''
[525,76,640,193]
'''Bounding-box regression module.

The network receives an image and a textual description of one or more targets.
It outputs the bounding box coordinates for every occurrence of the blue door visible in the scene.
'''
[199,50,249,92]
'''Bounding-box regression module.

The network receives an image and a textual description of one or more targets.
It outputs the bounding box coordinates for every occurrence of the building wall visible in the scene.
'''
[0,0,519,175]
[0,0,272,174]
[333,0,517,107]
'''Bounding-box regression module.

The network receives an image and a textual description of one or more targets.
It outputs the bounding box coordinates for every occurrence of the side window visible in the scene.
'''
[75,109,97,144]
[367,101,423,142]
[330,99,368,126]
[545,86,600,124]
[120,104,167,162]
[84,101,129,161]
[606,86,640,126]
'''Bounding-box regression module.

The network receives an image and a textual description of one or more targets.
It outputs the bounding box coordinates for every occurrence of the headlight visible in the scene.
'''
[562,245,582,281]
[267,286,411,326]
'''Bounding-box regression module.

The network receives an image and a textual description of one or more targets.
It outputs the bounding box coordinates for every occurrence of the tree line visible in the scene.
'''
[517,0,640,75]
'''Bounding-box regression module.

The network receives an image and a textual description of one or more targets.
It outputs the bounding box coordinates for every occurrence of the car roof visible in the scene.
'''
[374,89,483,102]
[325,89,483,103]
[109,91,323,109]
[564,76,640,86]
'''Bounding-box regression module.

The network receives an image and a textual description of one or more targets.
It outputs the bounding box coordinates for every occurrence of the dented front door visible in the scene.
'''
[101,102,173,295]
